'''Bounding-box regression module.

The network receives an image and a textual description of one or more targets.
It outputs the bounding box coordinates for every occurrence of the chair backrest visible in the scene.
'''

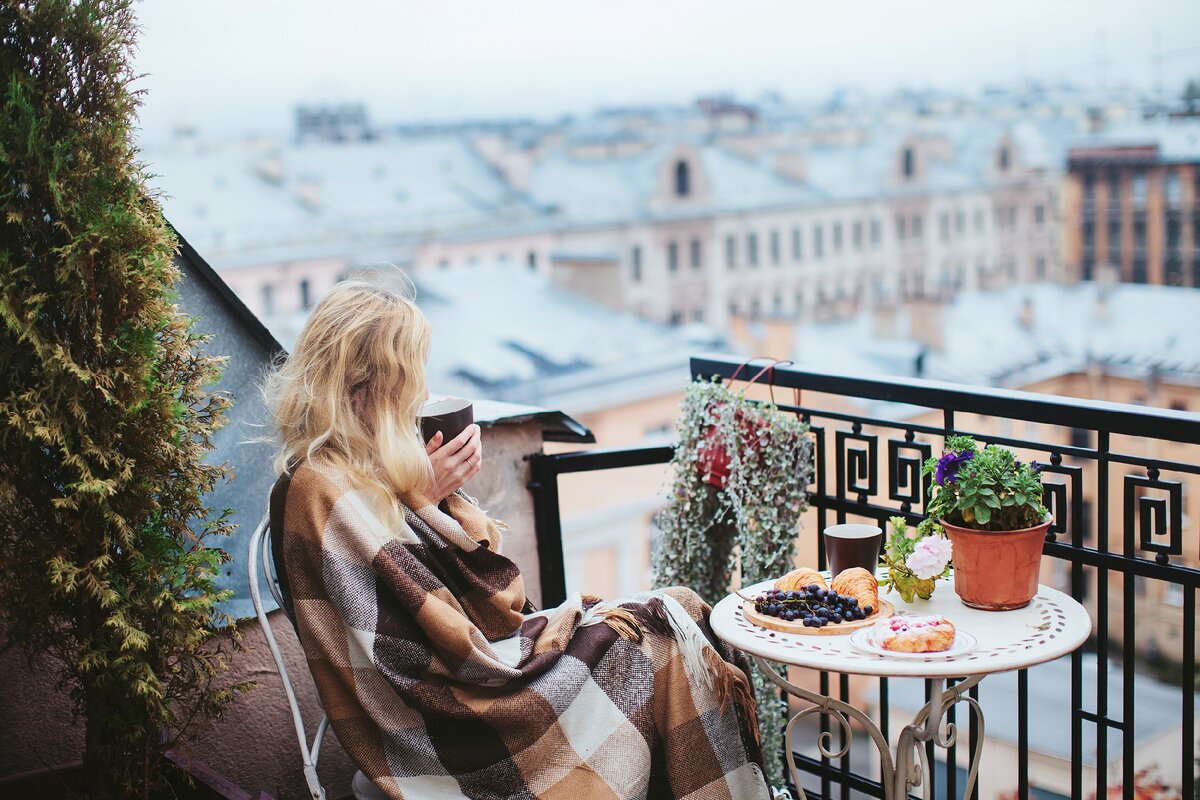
[247,513,329,800]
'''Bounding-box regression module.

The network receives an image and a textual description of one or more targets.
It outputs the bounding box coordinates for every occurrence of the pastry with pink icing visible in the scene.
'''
[878,615,956,653]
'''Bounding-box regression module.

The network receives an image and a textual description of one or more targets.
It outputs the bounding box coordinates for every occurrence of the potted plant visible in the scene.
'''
[922,435,1049,610]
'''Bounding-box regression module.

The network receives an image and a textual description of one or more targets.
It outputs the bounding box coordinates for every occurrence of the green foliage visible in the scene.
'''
[879,516,946,602]
[652,376,812,786]
[0,2,246,796]
[923,436,1048,531]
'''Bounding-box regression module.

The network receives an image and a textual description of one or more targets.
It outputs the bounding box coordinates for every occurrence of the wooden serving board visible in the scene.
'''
[742,598,895,636]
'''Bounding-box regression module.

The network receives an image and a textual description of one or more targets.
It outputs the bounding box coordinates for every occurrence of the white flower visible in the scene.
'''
[905,536,953,580]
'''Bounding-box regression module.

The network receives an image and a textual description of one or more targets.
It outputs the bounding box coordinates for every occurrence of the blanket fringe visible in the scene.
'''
[703,648,762,747]
[628,596,673,638]
[598,606,643,643]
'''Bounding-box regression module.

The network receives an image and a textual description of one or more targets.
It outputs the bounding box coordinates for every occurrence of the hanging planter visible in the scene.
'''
[695,362,790,488]
[653,360,813,785]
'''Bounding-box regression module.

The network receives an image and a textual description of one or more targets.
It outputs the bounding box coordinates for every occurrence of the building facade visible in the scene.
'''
[1063,121,1200,287]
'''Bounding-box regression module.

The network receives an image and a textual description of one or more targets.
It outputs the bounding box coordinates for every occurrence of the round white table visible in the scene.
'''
[710,577,1092,800]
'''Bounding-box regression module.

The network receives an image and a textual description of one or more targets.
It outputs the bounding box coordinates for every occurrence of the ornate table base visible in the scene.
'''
[754,657,984,800]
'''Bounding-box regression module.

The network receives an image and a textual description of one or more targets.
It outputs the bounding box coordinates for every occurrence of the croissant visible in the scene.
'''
[775,567,828,592]
[880,616,956,653]
[831,567,879,610]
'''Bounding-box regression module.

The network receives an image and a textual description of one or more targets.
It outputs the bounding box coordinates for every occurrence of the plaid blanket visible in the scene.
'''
[276,460,770,800]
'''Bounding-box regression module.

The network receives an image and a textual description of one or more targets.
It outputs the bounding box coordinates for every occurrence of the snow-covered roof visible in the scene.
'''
[143,134,546,269]
[263,263,725,416]
[1068,118,1200,163]
[795,282,1200,391]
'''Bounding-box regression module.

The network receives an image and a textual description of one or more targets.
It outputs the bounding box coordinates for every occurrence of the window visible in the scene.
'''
[299,279,312,311]
[674,160,690,197]
[896,215,907,241]
[1034,204,1045,225]
[669,310,683,326]
[832,222,843,251]
[1107,221,1120,264]
[750,297,761,319]
[725,235,736,270]
[1082,221,1094,247]
[527,251,537,270]
[728,300,738,317]
[772,292,782,313]
[692,307,704,322]
[667,241,679,272]
[1134,220,1146,249]
[939,213,950,242]
[1165,171,1181,207]
[1132,171,1147,209]
[955,209,965,235]
[974,209,985,233]
[870,218,881,247]
[813,224,824,258]
[791,227,803,260]
[911,215,922,240]
[747,233,759,267]
[852,220,863,250]
[690,237,702,270]
[261,283,274,316]
[1083,171,1095,202]
[438,259,450,269]
[997,145,1010,172]
[902,147,915,178]
[631,245,642,282]
[1107,170,1120,205]
[770,230,781,265]
[1036,255,1046,279]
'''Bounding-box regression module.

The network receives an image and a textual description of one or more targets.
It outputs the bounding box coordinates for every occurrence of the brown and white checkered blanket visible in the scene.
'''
[276,460,770,800]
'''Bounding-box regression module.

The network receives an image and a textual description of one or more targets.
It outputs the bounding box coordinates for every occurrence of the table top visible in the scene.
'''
[710,577,1092,678]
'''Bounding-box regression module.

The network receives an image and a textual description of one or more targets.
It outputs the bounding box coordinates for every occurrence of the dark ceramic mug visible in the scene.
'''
[419,398,474,445]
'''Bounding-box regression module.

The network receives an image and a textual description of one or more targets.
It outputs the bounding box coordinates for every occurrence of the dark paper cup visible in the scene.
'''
[419,398,473,445]
[823,523,883,577]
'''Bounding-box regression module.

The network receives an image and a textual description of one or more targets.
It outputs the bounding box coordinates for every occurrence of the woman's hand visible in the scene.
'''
[422,424,482,502]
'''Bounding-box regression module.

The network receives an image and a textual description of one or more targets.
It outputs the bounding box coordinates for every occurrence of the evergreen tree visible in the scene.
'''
[1,2,244,796]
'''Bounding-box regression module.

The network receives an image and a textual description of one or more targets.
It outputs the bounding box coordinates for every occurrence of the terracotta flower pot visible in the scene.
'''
[941,517,1051,610]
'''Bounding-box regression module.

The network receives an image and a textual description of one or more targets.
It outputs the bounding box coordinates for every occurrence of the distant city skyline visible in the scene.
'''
[131,0,1200,145]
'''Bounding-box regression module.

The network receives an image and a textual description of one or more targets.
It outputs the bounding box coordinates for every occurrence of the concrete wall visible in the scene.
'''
[0,420,546,800]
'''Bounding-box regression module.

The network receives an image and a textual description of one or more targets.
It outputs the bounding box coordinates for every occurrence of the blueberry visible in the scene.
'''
[847,598,859,608]
[830,612,843,624]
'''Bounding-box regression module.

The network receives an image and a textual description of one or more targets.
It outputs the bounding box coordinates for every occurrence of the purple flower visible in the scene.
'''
[935,449,974,485]
[1030,460,1044,472]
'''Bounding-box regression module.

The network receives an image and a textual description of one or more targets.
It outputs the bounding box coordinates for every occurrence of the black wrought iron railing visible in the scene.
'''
[527,354,1199,800]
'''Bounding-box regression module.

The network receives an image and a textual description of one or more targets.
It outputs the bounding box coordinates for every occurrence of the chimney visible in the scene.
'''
[908,298,944,352]
[872,304,897,338]
[1019,297,1034,329]
[774,151,807,183]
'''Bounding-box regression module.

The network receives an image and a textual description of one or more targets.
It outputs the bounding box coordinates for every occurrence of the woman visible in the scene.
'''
[264,279,770,800]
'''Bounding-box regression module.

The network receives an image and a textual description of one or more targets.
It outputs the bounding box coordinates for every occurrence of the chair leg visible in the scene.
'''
[303,763,326,800]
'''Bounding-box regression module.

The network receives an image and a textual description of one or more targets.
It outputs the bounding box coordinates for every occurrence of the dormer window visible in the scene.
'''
[902,148,915,179]
[674,160,690,197]
[998,146,1010,173]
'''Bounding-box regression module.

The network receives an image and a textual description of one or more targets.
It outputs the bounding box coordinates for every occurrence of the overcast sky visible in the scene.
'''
[131,0,1200,146]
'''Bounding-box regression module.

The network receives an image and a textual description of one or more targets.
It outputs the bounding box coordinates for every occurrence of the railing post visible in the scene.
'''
[527,453,568,609]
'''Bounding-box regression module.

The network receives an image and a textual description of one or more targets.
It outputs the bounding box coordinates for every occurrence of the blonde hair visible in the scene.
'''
[264,277,432,523]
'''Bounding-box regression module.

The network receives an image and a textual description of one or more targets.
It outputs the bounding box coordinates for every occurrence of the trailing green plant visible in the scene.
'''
[923,435,1048,530]
[653,375,812,787]
[0,2,246,796]
[879,516,951,602]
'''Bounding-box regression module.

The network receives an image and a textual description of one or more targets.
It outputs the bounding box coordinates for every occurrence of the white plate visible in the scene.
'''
[849,626,978,660]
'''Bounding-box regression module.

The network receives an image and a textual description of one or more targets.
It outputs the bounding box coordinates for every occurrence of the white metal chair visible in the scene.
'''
[248,514,385,800]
